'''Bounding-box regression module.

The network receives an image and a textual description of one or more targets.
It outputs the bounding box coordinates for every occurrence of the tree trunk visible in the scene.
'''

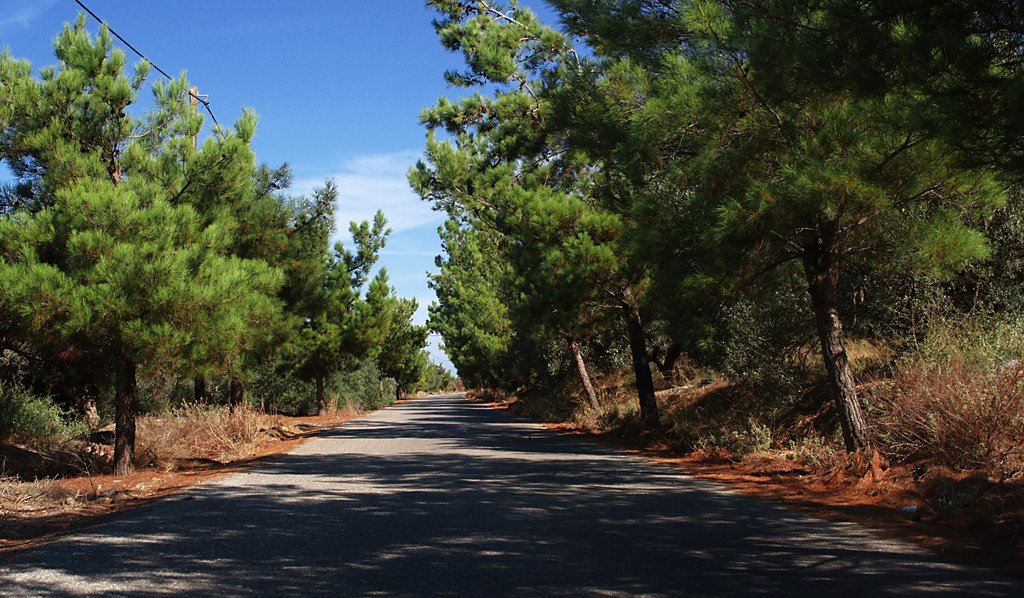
[113,358,138,476]
[316,373,327,416]
[396,386,403,404]
[803,248,870,452]
[229,377,244,414]
[567,336,600,411]
[622,297,659,426]
[194,375,207,403]
[652,343,684,387]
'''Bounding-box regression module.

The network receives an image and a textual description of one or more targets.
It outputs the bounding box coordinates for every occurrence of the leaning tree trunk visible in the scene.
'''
[653,343,684,387]
[621,294,659,426]
[567,336,600,411]
[229,377,245,414]
[803,246,870,453]
[113,358,139,475]
[316,372,327,416]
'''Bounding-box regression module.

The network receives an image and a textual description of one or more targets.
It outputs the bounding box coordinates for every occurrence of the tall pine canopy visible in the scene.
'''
[419,0,1008,450]
[0,18,283,473]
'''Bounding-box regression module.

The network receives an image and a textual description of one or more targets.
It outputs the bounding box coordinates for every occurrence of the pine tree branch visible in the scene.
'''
[874,132,926,174]
[695,3,785,130]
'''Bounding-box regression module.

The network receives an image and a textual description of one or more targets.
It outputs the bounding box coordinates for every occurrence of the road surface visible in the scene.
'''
[0,394,1018,596]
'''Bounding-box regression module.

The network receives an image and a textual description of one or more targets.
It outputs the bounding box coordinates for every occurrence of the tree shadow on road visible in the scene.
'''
[0,396,1016,596]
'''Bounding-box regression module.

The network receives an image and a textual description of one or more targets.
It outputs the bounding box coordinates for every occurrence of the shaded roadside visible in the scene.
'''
[476,395,1024,577]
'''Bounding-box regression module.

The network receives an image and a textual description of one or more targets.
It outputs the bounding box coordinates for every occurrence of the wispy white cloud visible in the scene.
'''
[0,0,58,33]
[293,150,444,236]
[294,151,453,372]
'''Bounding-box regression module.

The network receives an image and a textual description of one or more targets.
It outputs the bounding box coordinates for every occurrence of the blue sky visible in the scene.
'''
[1,0,560,373]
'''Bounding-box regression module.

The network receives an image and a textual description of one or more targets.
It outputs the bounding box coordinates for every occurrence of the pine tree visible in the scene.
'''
[375,296,430,402]
[546,0,1006,451]
[286,183,393,415]
[0,18,282,473]
[427,219,517,389]
[722,1,1024,173]
[416,0,661,422]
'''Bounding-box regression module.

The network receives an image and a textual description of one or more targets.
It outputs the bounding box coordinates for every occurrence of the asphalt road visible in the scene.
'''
[0,393,1018,596]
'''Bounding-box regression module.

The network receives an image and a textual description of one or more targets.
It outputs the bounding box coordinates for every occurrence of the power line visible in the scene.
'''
[73,0,220,128]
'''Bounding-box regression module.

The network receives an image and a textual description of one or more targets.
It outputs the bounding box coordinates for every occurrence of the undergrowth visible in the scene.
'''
[0,382,88,447]
[871,361,1024,480]
[134,404,278,468]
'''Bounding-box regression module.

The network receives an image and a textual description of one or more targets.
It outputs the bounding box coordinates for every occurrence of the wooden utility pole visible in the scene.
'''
[190,85,199,150]
[189,84,206,404]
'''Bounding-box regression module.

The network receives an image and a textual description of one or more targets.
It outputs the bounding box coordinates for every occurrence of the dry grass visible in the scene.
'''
[135,404,280,469]
[0,476,79,517]
[871,360,1024,481]
[334,400,362,420]
[845,338,895,374]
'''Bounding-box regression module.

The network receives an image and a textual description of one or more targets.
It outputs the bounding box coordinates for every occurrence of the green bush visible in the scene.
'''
[246,361,318,415]
[786,434,841,470]
[0,382,87,446]
[912,311,1024,370]
[696,419,774,459]
[380,377,398,407]
[337,359,399,411]
[714,268,815,409]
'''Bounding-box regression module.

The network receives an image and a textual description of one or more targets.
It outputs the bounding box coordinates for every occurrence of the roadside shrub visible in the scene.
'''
[337,359,397,411]
[912,311,1024,370]
[715,275,815,411]
[872,360,1024,480]
[0,382,86,446]
[134,403,276,467]
[380,377,398,406]
[247,361,317,415]
[696,419,774,459]
[786,434,842,471]
[597,399,643,435]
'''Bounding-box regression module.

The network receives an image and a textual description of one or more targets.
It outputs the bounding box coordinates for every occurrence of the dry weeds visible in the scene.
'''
[134,404,280,468]
[872,360,1024,480]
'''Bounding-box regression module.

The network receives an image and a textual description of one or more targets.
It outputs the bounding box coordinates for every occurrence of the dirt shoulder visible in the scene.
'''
[479,397,1024,577]
[0,410,364,555]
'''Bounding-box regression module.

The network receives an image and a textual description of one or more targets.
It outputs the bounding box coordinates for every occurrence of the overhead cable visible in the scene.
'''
[72,0,220,128]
